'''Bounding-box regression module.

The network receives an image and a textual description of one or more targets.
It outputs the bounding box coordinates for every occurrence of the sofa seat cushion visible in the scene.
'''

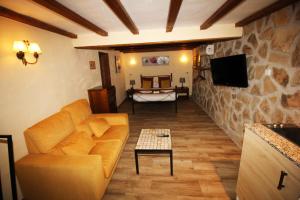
[89,140,122,178]
[93,125,128,143]
[25,111,75,153]
[61,99,91,125]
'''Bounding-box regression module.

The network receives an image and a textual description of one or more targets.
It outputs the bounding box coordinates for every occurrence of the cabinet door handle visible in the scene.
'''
[277,171,288,190]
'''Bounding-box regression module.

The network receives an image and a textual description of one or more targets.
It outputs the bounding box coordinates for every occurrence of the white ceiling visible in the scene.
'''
[0,0,88,34]
[56,0,127,32]
[219,0,275,23]
[0,0,277,46]
[176,0,227,27]
[121,0,170,30]
[1,0,277,33]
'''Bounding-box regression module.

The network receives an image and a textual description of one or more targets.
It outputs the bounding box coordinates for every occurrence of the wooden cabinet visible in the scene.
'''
[88,86,117,113]
[237,129,300,200]
[126,88,134,100]
[176,87,189,99]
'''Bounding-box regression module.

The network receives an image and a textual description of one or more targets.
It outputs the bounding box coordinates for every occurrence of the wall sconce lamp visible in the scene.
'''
[180,55,188,63]
[13,40,42,66]
[129,58,136,65]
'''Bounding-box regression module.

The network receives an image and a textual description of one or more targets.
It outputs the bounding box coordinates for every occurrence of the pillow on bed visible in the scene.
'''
[139,90,152,94]
[160,89,173,93]
[160,79,171,88]
[141,77,153,89]
[158,76,171,88]
[142,80,152,89]
[153,77,159,88]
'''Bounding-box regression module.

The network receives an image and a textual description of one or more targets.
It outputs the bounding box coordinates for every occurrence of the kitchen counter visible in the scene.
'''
[245,123,300,167]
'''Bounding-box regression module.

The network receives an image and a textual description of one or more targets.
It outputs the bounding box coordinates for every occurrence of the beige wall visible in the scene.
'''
[122,50,193,94]
[0,18,101,199]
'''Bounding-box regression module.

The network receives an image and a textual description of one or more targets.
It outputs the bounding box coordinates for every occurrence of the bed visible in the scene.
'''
[131,74,178,114]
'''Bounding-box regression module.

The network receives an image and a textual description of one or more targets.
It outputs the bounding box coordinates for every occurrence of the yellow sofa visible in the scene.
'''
[16,99,129,200]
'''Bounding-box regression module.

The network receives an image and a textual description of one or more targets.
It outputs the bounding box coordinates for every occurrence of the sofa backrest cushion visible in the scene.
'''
[88,118,111,138]
[75,123,93,137]
[61,99,92,125]
[60,131,96,155]
[24,111,75,153]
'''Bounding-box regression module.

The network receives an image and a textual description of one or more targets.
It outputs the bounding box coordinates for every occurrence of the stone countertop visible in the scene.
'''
[245,123,300,167]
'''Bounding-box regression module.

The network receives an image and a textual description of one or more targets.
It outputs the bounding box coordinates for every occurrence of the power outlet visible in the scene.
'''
[265,68,272,76]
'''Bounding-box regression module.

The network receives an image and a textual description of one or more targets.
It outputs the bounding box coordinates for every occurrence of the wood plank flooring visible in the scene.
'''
[103,99,241,200]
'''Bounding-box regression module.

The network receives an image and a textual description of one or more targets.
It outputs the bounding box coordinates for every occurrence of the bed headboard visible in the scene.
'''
[140,73,172,88]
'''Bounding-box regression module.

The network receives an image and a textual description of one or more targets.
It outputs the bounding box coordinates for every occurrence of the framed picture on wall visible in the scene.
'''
[115,56,121,73]
[142,56,169,66]
[89,61,96,70]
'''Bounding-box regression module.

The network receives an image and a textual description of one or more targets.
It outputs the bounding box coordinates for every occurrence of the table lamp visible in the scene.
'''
[179,77,185,88]
[130,80,135,89]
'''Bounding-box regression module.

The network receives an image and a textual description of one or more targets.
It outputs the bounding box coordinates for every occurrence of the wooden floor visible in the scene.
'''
[103,99,241,200]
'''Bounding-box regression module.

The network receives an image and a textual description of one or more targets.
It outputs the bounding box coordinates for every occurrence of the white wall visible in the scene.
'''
[0,18,101,199]
[122,50,193,94]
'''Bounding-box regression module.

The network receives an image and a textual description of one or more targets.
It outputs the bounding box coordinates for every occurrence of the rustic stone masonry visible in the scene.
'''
[193,3,300,147]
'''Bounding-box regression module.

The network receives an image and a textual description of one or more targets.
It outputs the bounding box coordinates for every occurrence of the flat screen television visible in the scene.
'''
[210,54,248,88]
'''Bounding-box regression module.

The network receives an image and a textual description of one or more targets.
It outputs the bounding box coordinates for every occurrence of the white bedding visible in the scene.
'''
[133,92,176,102]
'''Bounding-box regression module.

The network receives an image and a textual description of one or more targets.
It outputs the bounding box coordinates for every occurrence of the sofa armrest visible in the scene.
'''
[16,154,106,200]
[91,113,129,126]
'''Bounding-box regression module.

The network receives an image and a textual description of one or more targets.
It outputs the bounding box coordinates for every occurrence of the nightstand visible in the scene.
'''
[176,87,189,99]
[127,88,135,99]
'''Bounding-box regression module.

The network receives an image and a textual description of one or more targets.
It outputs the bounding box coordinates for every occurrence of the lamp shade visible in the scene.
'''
[13,41,27,52]
[179,77,185,83]
[28,43,42,54]
[130,80,135,85]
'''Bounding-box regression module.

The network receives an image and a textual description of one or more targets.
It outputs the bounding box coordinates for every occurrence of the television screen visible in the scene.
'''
[210,54,248,88]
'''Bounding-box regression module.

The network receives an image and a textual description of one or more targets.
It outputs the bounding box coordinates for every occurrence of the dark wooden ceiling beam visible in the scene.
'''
[74,36,241,51]
[75,43,200,52]
[103,0,139,34]
[200,0,245,30]
[119,47,193,53]
[115,43,200,53]
[32,0,108,36]
[236,0,299,27]
[0,6,77,38]
[166,0,183,32]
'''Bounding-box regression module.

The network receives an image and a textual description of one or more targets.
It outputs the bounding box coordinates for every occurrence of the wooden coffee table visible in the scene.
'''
[134,129,173,176]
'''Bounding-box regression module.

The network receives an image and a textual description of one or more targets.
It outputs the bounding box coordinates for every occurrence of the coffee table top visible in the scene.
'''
[135,129,172,150]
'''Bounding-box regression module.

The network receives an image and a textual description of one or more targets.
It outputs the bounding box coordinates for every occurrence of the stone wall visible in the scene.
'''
[192,3,300,147]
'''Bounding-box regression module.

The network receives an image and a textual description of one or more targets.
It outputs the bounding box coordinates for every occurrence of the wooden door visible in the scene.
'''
[98,52,111,88]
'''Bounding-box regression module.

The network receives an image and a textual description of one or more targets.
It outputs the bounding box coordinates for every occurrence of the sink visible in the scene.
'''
[264,124,300,146]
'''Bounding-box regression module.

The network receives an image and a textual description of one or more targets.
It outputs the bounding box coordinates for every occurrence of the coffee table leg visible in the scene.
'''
[170,150,173,176]
[135,150,139,174]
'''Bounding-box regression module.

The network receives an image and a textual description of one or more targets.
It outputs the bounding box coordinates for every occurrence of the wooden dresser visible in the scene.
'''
[88,86,117,113]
